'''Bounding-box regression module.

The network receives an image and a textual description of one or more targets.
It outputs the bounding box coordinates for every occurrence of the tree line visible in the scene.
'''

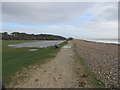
[1,32,67,40]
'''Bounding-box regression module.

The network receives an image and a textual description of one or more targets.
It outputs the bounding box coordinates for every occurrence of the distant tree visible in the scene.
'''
[2,32,66,40]
[2,32,9,40]
[11,32,20,40]
[68,37,73,40]
[2,32,8,36]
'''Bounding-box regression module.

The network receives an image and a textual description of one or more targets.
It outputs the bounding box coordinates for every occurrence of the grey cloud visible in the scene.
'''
[2,2,93,25]
[1,2,118,39]
[89,2,118,22]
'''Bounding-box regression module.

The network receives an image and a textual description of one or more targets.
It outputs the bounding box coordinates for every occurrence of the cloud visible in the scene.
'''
[2,0,119,2]
[77,2,118,39]
[50,25,76,29]
[2,2,93,25]
[88,2,118,22]
[1,2,118,39]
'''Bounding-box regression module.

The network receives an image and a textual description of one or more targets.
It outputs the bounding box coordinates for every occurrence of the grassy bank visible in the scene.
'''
[73,43,105,88]
[2,40,65,86]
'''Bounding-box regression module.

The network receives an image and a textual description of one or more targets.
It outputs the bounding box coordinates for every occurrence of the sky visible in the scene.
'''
[1,1,119,39]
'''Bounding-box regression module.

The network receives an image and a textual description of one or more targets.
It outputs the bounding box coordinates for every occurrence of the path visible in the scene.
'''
[12,41,91,88]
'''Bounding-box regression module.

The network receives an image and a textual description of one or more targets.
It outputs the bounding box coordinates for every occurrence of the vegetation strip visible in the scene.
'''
[2,32,66,40]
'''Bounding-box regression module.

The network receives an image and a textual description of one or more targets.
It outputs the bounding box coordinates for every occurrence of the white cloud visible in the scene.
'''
[2,0,119,2]
[1,2,118,39]
[50,25,76,29]
[2,2,93,25]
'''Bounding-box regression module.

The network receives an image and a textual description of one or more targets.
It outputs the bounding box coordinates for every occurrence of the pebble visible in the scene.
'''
[75,40,119,87]
[35,79,39,81]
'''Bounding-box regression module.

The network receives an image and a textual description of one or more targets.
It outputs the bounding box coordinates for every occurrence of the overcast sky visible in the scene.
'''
[1,1,118,39]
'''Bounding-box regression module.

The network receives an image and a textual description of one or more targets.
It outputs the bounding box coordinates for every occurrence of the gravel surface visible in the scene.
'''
[74,39,119,88]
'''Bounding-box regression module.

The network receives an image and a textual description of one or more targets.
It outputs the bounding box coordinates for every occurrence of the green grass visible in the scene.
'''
[73,43,105,88]
[2,40,65,86]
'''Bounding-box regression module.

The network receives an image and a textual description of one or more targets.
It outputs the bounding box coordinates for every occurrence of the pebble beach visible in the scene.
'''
[74,39,119,88]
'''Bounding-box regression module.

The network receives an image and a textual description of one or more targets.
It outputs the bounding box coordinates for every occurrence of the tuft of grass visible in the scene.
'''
[2,40,66,86]
[73,43,105,88]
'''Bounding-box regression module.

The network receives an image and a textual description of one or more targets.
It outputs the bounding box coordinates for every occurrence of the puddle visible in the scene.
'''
[63,46,71,48]
[29,49,39,51]
[8,41,65,48]
[8,45,15,46]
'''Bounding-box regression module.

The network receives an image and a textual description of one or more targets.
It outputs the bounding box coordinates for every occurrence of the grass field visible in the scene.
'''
[2,40,65,86]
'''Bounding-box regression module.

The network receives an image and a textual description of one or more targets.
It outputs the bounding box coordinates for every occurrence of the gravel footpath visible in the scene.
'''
[74,39,119,88]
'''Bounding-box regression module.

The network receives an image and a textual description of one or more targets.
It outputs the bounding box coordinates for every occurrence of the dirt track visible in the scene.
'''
[10,41,100,88]
[12,41,78,88]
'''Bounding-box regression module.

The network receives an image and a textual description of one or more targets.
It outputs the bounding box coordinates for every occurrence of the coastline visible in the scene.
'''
[81,39,120,45]
[74,39,119,87]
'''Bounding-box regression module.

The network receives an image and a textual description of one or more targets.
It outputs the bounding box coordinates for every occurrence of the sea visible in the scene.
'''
[83,39,120,44]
